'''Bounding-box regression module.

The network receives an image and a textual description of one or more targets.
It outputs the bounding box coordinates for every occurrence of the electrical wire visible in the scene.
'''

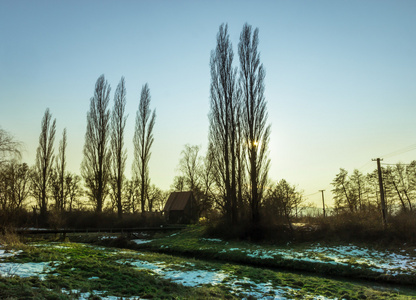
[381,143,416,159]
[381,162,412,166]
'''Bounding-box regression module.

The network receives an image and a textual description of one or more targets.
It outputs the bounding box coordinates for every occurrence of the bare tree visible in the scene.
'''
[332,168,354,212]
[171,176,186,192]
[52,128,67,211]
[147,184,163,212]
[124,179,137,213]
[65,173,82,212]
[238,23,271,224]
[133,83,156,213]
[0,127,21,166]
[0,161,30,211]
[349,169,366,211]
[178,144,201,191]
[110,77,128,219]
[32,108,56,220]
[209,23,240,224]
[81,75,111,213]
[266,179,304,230]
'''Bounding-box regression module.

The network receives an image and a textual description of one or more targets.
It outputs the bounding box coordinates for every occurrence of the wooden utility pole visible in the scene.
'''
[373,158,387,227]
[319,190,326,217]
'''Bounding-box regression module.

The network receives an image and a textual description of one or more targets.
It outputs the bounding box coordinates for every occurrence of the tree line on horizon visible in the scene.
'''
[332,164,415,214]
[1,22,414,231]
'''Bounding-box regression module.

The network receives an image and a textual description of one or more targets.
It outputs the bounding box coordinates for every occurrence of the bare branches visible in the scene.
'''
[34,108,57,219]
[238,23,270,224]
[110,76,128,219]
[209,23,240,224]
[81,74,111,213]
[0,128,22,165]
[133,83,156,212]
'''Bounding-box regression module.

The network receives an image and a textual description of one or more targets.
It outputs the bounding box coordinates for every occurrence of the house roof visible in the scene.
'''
[163,191,194,211]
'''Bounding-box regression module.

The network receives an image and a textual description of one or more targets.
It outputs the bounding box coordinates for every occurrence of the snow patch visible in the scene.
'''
[0,261,59,280]
[132,239,152,245]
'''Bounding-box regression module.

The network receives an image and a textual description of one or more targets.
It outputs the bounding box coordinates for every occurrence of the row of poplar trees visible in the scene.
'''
[18,22,271,225]
[208,23,271,225]
[33,76,156,220]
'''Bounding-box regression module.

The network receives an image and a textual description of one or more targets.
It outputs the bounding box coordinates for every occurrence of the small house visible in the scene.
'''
[163,191,198,224]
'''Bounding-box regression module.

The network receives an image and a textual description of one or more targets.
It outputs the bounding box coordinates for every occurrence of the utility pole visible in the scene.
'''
[373,158,387,228]
[319,190,326,218]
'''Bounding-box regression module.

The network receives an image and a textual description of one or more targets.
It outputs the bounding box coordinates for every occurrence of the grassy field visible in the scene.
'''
[0,228,415,299]
[115,225,416,286]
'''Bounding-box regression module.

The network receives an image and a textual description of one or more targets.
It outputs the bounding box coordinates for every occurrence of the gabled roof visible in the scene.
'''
[163,191,194,211]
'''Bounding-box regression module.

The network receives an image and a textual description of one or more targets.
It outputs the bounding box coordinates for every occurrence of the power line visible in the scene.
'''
[304,191,320,198]
[381,162,412,166]
[381,143,416,159]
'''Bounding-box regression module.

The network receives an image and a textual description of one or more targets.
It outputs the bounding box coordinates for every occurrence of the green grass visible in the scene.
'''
[0,241,234,299]
[122,225,416,286]
[2,235,416,299]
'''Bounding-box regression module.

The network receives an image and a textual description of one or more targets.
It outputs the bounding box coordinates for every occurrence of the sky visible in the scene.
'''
[1,0,416,207]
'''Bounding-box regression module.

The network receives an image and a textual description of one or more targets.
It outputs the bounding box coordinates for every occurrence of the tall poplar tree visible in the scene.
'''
[208,23,240,224]
[81,75,111,213]
[133,84,156,213]
[238,23,271,224]
[110,77,127,219]
[34,108,56,220]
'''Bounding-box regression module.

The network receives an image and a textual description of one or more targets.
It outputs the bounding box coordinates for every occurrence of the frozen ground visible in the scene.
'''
[119,257,326,299]
[0,242,334,299]
[202,239,416,276]
[1,241,414,299]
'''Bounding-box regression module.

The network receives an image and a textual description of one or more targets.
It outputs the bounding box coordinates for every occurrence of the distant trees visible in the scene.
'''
[0,161,30,211]
[331,164,416,215]
[173,144,215,218]
[0,128,26,212]
[178,144,202,192]
[133,84,156,213]
[110,77,127,219]
[264,179,304,230]
[81,75,111,213]
[51,129,67,212]
[32,108,56,220]
[0,127,21,165]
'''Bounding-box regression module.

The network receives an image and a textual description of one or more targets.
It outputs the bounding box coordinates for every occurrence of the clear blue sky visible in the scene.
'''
[1,0,416,207]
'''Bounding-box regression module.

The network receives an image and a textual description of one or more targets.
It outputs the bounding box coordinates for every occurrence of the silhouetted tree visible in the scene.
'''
[199,145,216,217]
[53,128,67,211]
[133,83,156,213]
[0,161,30,210]
[171,176,185,192]
[32,108,56,220]
[65,173,82,212]
[124,179,137,213]
[81,75,111,213]
[349,169,366,211]
[0,127,21,166]
[147,184,163,212]
[332,168,354,212]
[209,23,240,224]
[178,144,201,191]
[110,77,127,219]
[238,23,271,224]
[266,179,304,230]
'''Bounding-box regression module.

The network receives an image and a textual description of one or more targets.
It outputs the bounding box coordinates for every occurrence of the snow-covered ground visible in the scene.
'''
[0,245,58,280]
[1,240,415,299]
[61,289,141,300]
[119,258,325,299]
[205,239,416,276]
[0,242,335,299]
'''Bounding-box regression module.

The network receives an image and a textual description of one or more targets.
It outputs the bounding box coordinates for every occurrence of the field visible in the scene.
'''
[0,226,416,299]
